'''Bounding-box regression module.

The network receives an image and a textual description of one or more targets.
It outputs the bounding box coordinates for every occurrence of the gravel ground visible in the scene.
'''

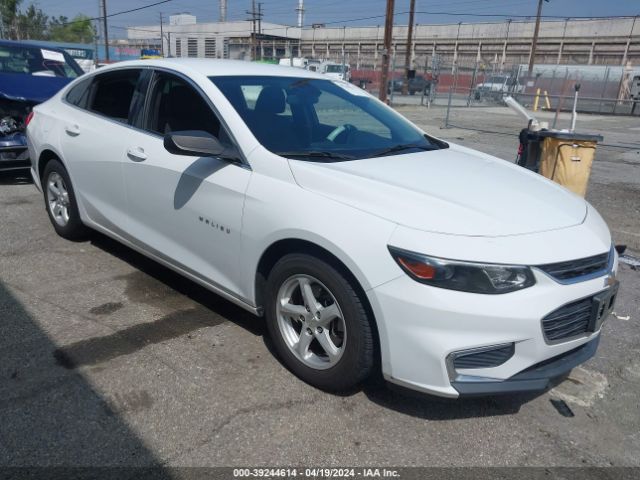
[0,105,638,469]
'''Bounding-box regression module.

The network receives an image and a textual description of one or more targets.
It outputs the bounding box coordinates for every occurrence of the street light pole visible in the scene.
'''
[379,0,395,103]
[528,0,548,76]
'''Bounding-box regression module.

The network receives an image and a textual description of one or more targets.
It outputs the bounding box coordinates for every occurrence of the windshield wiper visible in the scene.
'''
[370,143,439,158]
[276,150,356,161]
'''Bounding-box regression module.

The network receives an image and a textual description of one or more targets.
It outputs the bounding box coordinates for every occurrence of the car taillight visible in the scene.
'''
[25,111,34,127]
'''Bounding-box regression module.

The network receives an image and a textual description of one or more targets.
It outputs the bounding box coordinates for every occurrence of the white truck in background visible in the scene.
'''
[321,61,351,82]
[474,74,524,101]
[278,57,309,68]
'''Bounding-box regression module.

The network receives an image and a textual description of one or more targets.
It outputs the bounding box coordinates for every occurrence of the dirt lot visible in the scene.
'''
[1,105,639,469]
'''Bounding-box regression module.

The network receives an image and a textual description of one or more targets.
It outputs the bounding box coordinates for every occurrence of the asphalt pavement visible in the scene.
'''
[1,106,638,469]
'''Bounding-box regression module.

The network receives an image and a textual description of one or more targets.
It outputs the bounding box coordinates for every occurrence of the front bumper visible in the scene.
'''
[451,335,599,396]
[368,265,616,398]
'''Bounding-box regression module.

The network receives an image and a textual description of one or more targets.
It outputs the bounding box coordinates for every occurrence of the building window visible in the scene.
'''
[223,38,229,59]
[175,38,182,57]
[188,38,198,57]
[205,38,216,58]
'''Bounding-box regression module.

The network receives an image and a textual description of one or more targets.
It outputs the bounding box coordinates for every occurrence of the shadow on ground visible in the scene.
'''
[89,232,541,421]
[0,169,33,185]
[0,281,165,469]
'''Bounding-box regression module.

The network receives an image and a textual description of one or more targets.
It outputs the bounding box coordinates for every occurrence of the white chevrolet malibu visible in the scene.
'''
[27,59,619,397]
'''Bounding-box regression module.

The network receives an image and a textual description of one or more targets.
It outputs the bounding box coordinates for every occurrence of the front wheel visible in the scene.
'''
[42,159,88,240]
[265,254,375,391]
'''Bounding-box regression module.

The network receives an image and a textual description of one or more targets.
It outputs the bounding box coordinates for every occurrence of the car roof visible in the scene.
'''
[0,39,68,53]
[96,58,329,80]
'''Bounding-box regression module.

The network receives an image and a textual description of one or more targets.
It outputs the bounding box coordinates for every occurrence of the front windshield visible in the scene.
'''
[210,76,445,161]
[0,44,82,78]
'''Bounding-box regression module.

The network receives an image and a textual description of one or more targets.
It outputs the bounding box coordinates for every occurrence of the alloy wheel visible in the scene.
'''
[276,274,346,370]
[46,172,70,227]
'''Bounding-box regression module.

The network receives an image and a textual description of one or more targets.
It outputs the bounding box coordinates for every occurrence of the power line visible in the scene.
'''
[58,0,175,28]
[113,10,640,37]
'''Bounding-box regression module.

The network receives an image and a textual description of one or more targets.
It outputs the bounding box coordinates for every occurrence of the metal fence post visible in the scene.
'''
[598,66,610,114]
[444,84,454,128]
[552,67,570,129]
[466,63,477,107]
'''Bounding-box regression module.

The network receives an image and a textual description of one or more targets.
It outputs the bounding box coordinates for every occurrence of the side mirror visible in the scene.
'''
[164,130,227,158]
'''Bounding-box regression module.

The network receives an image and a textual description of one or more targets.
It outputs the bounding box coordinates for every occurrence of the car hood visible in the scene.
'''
[0,72,73,103]
[288,144,588,237]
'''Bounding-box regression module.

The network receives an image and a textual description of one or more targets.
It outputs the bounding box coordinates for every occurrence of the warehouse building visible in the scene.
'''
[127,15,639,70]
[127,14,302,61]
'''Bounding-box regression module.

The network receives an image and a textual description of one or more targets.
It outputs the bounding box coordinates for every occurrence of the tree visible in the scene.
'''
[49,14,94,43]
[16,4,48,40]
[1,2,94,43]
[0,0,23,39]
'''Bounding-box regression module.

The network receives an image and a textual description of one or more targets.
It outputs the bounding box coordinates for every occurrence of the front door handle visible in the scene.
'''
[64,124,80,136]
[126,147,147,162]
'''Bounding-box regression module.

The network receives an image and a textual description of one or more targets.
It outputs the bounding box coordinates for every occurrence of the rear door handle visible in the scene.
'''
[64,124,80,136]
[126,147,147,162]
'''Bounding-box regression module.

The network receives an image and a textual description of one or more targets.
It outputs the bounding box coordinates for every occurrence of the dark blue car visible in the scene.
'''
[1,40,84,172]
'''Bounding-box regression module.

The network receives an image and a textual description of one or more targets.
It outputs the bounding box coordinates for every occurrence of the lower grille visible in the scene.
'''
[452,343,515,369]
[542,297,592,342]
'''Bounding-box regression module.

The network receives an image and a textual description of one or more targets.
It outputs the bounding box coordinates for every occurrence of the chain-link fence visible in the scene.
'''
[350,58,640,121]
[439,62,640,132]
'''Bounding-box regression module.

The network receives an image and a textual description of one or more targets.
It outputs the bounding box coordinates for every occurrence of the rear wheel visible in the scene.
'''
[42,159,88,240]
[265,254,374,391]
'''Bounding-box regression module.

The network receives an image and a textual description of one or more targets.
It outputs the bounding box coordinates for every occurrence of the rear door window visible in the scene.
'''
[87,69,141,124]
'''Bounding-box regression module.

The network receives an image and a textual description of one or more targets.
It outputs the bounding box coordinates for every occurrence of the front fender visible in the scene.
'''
[239,172,401,304]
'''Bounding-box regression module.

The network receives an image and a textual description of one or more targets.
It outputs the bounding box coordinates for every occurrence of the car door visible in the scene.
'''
[121,69,251,297]
[60,68,146,236]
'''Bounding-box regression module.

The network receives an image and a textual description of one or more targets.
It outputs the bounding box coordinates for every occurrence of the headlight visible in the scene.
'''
[388,246,536,294]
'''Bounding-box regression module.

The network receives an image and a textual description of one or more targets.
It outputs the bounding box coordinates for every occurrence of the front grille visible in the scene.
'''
[537,251,610,282]
[542,297,592,342]
[452,344,515,369]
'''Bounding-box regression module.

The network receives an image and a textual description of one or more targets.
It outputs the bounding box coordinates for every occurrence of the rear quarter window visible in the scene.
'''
[65,77,92,109]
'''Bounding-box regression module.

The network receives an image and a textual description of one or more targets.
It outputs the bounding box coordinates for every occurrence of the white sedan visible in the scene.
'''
[27,59,619,397]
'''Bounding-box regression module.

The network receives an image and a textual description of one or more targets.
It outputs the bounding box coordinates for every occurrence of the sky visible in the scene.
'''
[30,0,640,38]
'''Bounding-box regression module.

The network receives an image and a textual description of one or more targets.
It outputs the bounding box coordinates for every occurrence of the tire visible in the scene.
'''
[42,159,88,240]
[265,253,374,392]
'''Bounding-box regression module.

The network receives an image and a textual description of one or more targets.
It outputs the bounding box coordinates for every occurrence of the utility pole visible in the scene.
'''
[159,12,164,57]
[247,0,257,61]
[528,0,548,76]
[258,3,263,60]
[100,0,110,62]
[93,20,99,67]
[402,0,416,95]
[379,0,395,103]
